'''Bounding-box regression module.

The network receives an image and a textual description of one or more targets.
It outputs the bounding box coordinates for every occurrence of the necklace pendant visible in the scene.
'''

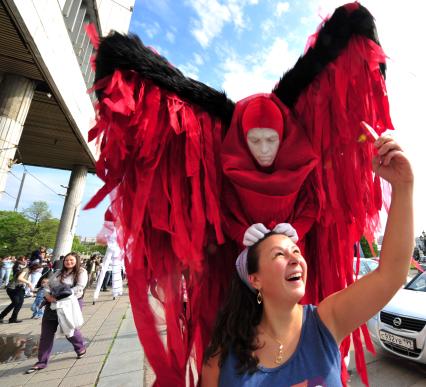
[275,344,284,364]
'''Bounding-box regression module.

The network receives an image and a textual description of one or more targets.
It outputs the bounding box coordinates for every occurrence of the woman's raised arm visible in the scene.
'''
[318,134,414,344]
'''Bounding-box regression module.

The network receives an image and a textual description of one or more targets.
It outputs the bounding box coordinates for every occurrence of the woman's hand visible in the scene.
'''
[373,135,414,189]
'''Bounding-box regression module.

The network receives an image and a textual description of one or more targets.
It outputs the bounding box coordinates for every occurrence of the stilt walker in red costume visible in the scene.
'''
[85,3,394,385]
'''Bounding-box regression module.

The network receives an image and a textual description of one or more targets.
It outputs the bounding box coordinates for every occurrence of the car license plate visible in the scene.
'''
[379,330,414,350]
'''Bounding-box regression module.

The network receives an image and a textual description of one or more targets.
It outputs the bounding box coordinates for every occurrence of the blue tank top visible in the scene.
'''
[219,305,342,387]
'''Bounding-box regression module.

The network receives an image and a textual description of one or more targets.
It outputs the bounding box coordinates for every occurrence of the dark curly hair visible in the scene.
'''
[204,232,278,374]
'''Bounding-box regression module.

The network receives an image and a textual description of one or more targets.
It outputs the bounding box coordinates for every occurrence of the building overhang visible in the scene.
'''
[0,0,98,172]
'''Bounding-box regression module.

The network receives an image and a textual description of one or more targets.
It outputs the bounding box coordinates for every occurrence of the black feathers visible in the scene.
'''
[95,32,235,127]
[273,4,385,108]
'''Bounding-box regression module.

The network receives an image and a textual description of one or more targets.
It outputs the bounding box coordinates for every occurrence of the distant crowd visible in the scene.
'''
[0,247,116,297]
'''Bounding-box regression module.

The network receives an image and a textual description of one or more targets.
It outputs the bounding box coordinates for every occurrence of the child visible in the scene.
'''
[31,278,48,319]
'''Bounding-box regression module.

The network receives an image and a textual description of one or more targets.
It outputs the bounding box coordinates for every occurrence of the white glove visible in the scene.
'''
[273,223,299,243]
[243,223,270,247]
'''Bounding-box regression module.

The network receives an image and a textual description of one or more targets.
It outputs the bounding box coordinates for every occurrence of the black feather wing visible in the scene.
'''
[95,32,235,127]
[273,4,385,108]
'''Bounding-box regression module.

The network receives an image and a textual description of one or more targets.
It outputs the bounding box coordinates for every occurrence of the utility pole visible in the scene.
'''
[14,171,26,211]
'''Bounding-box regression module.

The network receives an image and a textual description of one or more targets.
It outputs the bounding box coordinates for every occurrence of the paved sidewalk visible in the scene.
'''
[0,286,138,387]
[96,307,156,387]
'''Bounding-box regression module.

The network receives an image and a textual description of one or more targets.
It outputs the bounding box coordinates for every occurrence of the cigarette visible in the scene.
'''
[360,121,379,141]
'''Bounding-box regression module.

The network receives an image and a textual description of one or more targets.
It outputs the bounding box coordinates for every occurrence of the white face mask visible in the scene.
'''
[246,128,280,167]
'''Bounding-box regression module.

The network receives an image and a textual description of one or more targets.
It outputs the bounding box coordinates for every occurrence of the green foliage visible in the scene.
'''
[37,218,60,249]
[360,236,372,258]
[360,236,379,258]
[372,241,379,256]
[0,201,104,258]
[0,201,59,256]
[23,201,52,223]
[72,236,107,255]
[0,211,32,256]
[21,201,56,251]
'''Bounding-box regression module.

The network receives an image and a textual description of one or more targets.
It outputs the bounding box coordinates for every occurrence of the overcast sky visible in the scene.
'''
[1,0,425,240]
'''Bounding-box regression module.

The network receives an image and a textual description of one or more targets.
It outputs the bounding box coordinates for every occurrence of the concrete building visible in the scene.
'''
[0,0,134,259]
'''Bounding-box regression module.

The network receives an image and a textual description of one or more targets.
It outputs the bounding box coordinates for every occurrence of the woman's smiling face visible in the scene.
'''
[63,254,77,270]
[249,234,307,304]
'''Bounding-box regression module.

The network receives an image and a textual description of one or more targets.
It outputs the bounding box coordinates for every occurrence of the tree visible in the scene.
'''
[72,236,85,253]
[22,201,54,251]
[0,211,32,256]
[23,201,52,223]
[37,218,60,249]
[0,202,59,256]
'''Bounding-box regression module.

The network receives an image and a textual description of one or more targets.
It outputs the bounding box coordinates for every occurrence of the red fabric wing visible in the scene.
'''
[293,36,393,386]
[85,70,235,386]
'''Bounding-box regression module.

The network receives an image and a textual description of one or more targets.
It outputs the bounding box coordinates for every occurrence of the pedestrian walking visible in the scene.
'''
[26,252,88,373]
[86,255,97,288]
[0,257,35,323]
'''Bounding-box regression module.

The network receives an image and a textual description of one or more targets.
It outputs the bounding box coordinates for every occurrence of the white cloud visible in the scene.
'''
[188,1,231,48]
[261,19,274,35]
[220,37,297,101]
[275,2,290,17]
[165,31,175,43]
[133,21,161,39]
[193,53,204,66]
[186,0,258,48]
[143,0,176,24]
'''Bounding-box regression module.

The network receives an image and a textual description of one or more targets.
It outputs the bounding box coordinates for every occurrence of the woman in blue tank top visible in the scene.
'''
[202,135,414,387]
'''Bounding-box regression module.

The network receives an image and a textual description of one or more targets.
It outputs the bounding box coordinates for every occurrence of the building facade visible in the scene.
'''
[0,0,134,259]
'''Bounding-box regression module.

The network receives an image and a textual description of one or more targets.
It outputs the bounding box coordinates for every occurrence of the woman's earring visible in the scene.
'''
[257,290,262,304]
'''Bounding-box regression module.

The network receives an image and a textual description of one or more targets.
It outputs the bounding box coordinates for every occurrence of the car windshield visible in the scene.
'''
[405,271,426,292]
[365,260,379,272]
[353,259,379,276]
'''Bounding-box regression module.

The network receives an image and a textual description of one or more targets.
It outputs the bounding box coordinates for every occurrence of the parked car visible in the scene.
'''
[367,271,426,364]
[353,257,379,279]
